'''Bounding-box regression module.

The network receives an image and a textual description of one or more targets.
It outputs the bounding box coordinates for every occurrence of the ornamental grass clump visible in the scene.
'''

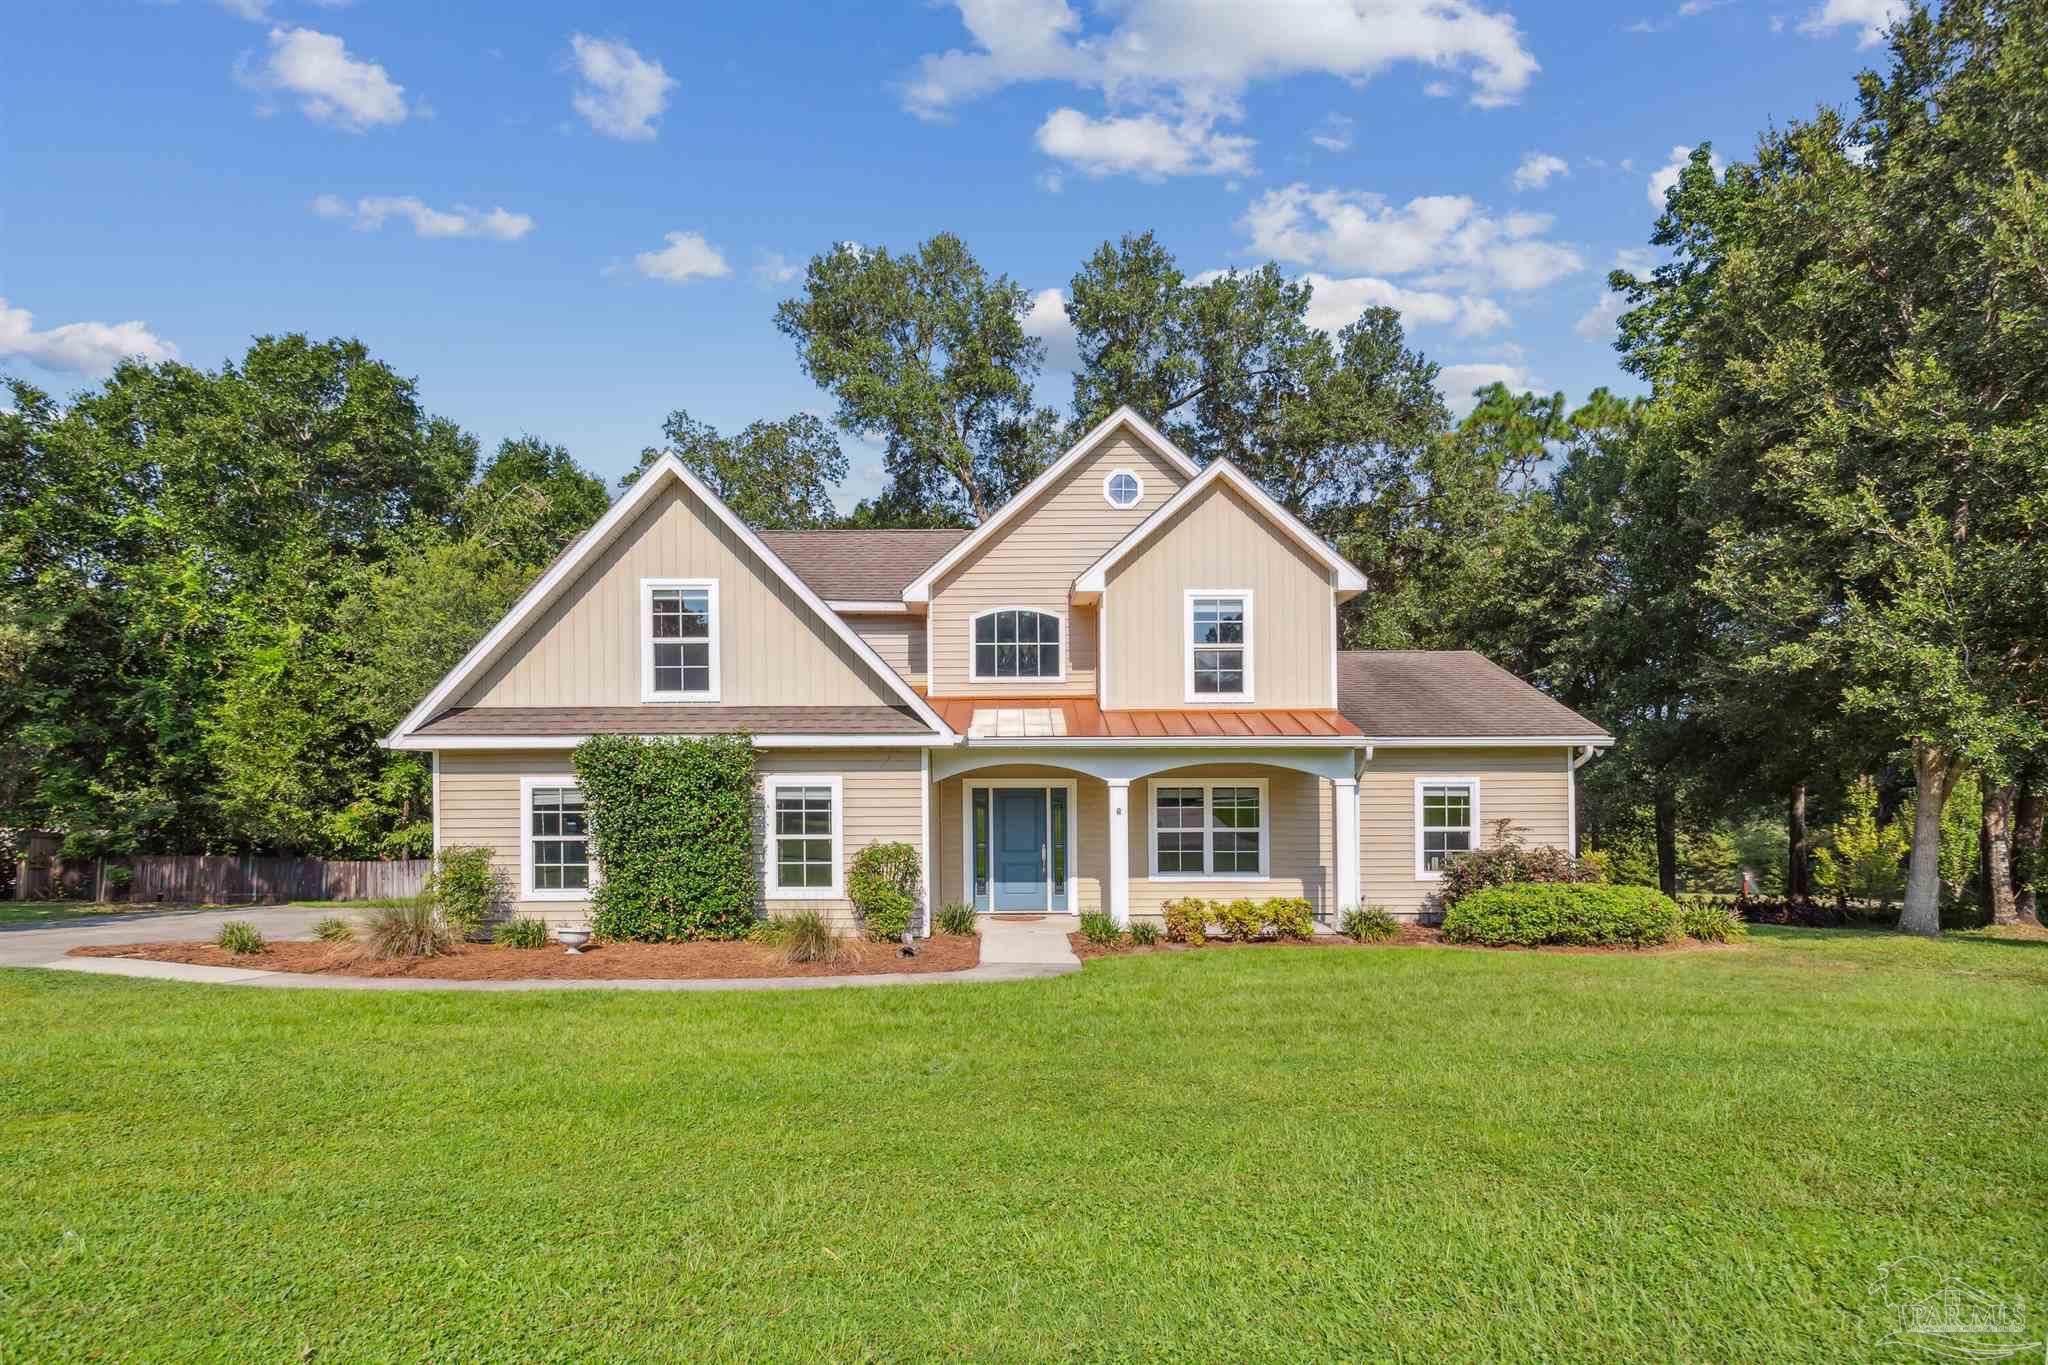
[936,903,978,936]
[1128,920,1161,946]
[491,916,550,949]
[314,916,354,944]
[1341,905,1399,943]
[778,909,851,966]
[1443,883,1679,948]
[368,895,452,959]
[1079,909,1123,946]
[1677,898,1749,943]
[215,920,266,955]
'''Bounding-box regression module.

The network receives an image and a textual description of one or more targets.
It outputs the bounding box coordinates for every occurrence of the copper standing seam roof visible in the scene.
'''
[756,529,969,601]
[1335,651,1610,738]
[923,694,1364,740]
[411,706,933,738]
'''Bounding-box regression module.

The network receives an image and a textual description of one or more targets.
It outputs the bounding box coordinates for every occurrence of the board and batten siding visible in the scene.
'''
[846,613,926,686]
[437,747,924,931]
[926,424,1189,697]
[457,479,902,709]
[1101,481,1335,710]
[1359,747,1574,918]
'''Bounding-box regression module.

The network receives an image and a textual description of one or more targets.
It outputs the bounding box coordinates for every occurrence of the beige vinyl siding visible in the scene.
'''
[1126,765,1333,921]
[927,425,1188,697]
[436,747,923,932]
[846,613,927,686]
[1101,481,1335,709]
[458,479,902,709]
[1360,747,1574,918]
[934,766,1107,914]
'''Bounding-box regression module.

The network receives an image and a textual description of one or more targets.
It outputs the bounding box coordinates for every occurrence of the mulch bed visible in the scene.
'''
[69,933,983,980]
[1069,925,1734,958]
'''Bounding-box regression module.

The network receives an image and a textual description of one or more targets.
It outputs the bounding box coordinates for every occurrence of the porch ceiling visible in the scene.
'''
[924,694,1363,740]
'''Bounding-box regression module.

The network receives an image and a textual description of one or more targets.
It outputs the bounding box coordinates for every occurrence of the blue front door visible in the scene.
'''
[992,789,1047,910]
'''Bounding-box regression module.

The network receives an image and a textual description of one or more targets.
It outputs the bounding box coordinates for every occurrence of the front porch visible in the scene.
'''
[925,748,1363,930]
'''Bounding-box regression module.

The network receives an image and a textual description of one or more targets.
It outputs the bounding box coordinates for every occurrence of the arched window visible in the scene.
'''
[971,609,1062,680]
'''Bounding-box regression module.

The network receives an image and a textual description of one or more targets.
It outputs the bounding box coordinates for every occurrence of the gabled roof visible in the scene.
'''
[899,405,1201,603]
[382,455,954,747]
[1336,651,1611,741]
[1073,458,1368,594]
[757,529,966,603]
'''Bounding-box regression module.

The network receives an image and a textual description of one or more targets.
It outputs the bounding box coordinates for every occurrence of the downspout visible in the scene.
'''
[1568,744,1599,859]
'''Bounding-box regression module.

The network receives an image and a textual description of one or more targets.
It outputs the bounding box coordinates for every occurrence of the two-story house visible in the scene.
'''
[383,407,1610,933]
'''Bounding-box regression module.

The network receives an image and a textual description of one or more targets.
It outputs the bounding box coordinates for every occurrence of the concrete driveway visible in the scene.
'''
[0,903,337,968]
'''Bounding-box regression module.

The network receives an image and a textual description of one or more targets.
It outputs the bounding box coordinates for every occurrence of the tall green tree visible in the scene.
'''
[623,410,847,529]
[775,234,1059,524]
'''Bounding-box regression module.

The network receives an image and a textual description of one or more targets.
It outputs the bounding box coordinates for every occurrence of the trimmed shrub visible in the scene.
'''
[1162,898,1210,945]
[492,916,550,949]
[1444,883,1679,948]
[1438,820,1598,911]
[1266,897,1315,941]
[368,896,452,959]
[936,902,978,936]
[216,920,266,955]
[779,909,850,965]
[1128,920,1161,946]
[1079,909,1123,946]
[1678,898,1749,943]
[577,735,758,942]
[860,888,914,942]
[1341,905,1399,943]
[314,915,354,944]
[425,845,506,937]
[1214,897,1266,941]
[849,842,921,939]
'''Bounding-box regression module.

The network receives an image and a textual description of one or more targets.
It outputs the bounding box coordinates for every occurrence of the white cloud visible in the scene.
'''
[313,194,533,240]
[1647,144,1723,208]
[1511,151,1568,191]
[1301,273,1508,337]
[0,297,178,375]
[1613,246,1657,274]
[215,0,271,17]
[1243,183,1584,292]
[1023,287,1080,371]
[754,252,801,285]
[1438,361,1538,417]
[247,27,407,130]
[902,0,1540,118]
[1422,80,1454,97]
[1573,291,1624,343]
[1035,108,1253,179]
[633,231,731,284]
[1037,170,1065,194]
[1310,113,1354,153]
[569,34,675,141]
[1799,0,1905,43]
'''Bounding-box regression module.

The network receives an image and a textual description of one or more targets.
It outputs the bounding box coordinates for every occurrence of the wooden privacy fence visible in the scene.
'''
[118,856,430,905]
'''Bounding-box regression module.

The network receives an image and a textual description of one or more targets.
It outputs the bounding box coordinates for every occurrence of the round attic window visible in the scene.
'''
[1103,469,1143,509]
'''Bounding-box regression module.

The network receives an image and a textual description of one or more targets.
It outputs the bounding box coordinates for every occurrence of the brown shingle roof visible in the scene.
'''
[757,529,968,602]
[414,706,933,738]
[1337,651,1609,738]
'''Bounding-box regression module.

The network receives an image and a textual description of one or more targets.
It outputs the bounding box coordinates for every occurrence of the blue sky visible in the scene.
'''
[6,0,1903,506]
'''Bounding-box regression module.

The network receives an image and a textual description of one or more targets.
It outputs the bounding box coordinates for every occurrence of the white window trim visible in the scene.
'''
[1146,777,1271,881]
[1414,777,1481,881]
[763,774,844,900]
[1102,468,1145,509]
[960,779,1080,913]
[1183,588,1254,704]
[640,577,721,703]
[519,775,596,902]
[966,605,1068,683]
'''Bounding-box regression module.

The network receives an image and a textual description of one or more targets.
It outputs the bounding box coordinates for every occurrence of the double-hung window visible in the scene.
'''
[642,578,718,701]
[522,778,591,900]
[766,776,842,899]
[971,608,1062,681]
[1416,780,1479,878]
[1186,591,1251,701]
[1149,780,1267,879]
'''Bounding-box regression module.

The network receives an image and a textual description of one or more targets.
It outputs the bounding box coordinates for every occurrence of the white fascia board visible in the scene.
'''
[382,455,954,747]
[961,734,1364,750]
[1360,735,1615,748]
[1075,460,1368,594]
[899,405,1201,603]
[392,733,957,751]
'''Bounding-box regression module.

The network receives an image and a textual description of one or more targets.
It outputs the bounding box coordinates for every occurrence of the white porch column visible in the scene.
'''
[1334,776,1361,914]
[1107,779,1131,926]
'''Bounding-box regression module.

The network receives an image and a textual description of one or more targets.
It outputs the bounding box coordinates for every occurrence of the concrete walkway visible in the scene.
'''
[2,903,1080,992]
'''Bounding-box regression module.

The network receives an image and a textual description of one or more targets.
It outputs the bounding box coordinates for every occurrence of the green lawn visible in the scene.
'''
[2,930,2043,1360]
[0,901,148,926]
